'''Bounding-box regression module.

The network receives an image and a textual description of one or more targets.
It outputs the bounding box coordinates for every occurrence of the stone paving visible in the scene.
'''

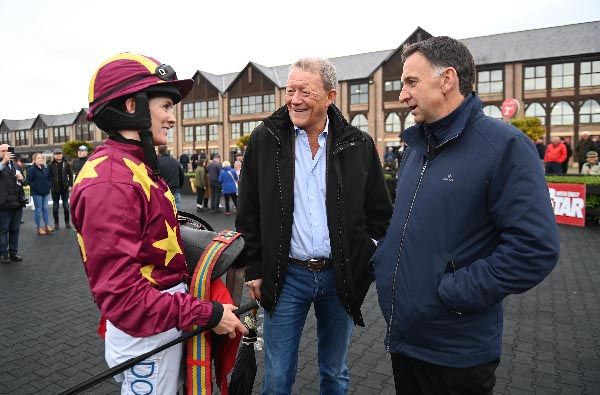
[1,195,599,394]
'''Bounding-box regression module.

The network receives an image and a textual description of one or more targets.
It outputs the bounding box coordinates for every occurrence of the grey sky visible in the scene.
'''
[0,0,598,120]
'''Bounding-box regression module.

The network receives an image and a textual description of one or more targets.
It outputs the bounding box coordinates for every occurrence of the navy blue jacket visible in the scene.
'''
[26,164,52,196]
[373,94,559,368]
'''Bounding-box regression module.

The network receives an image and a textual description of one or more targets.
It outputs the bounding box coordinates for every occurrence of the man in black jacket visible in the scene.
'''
[0,144,24,264]
[157,145,184,211]
[236,57,392,394]
[49,149,73,229]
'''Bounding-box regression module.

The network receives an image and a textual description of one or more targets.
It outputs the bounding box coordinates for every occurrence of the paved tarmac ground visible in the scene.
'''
[1,195,599,394]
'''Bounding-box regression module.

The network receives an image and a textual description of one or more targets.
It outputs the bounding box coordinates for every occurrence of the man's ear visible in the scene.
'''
[441,67,459,95]
[327,89,337,106]
[125,97,136,114]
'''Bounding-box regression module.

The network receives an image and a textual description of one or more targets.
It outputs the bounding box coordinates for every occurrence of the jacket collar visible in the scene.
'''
[263,104,359,144]
[104,137,146,163]
[402,92,481,157]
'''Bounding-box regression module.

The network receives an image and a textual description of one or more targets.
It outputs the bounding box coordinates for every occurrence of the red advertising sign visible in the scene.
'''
[501,98,520,118]
[548,183,586,227]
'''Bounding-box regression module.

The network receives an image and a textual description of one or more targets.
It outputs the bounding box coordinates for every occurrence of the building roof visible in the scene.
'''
[198,70,239,92]
[2,118,35,131]
[463,20,600,65]
[38,112,79,127]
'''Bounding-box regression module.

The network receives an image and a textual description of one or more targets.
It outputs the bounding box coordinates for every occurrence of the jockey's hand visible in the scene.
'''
[213,304,248,339]
[245,279,262,301]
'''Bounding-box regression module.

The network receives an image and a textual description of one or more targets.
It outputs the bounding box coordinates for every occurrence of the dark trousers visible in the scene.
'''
[210,181,222,211]
[391,353,499,395]
[545,162,563,174]
[223,193,237,212]
[51,189,70,225]
[0,208,23,256]
[196,188,208,208]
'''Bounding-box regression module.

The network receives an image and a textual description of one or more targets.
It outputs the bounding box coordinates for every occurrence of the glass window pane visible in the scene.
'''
[564,75,574,88]
[535,78,546,90]
[478,71,490,82]
[551,64,561,75]
[564,63,574,75]
[592,74,600,86]
[524,80,534,91]
[525,67,534,79]
[491,70,502,81]
[552,76,561,88]
[581,61,591,74]
[536,66,546,77]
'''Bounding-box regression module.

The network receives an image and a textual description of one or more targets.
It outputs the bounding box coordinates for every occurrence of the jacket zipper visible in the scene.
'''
[265,123,285,305]
[385,132,461,353]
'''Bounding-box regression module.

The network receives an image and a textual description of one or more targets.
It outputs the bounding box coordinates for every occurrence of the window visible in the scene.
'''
[404,113,415,129]
[184,126,194,142]
[551,63,574,89]
[351,114,368,133]
[580,61,600,87]
[482,105,502,120]
[15,130,28,146]
[0,131,9,144]
[183,102,194,119]
[207,100,219,117]
[477,70,503,94]
[384,80,402,92]
[53,126,69,143]
[167,129,174,143]
[209,148,219,158]
[196,125,206,141]
[525,103,546,125]
[385,113,401,133]
[208,125,219,141]
[231,123,242,139]
[33,128,47,145]
[580,99,600,124]
[524,66,546,91]
[550,101,574,125]
[75,123,94,141]
[350,83,368,105]
[230,95,274,115]
[230,98,242,115]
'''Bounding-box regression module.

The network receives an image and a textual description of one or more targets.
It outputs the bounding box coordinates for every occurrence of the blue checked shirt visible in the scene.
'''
[289,118,331,261]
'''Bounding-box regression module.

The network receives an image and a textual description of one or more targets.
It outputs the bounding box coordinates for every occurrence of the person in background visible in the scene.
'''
[218,160,238,216]
[49,148,73,229]
[373,36,559,394]
[233,160,242,180]
[581,151,600,175]
[207,154,222,212]
[535,138,546,161]
[237,57,392,394]
[544,136,567,174]
[72,145,89,180]
[384,146,397,168]
[157,145,184,211]
[179,152,190,172]
[560,136,573,174]
[194,159,208,212]
[26,152,53,235]
[190,149,199,171]
[575,131,598,173]
[0,144,24,264]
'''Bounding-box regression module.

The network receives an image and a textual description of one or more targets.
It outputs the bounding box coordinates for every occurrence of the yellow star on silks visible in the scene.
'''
[76,232,87,263]
[140,264,159,286]
[123,158,157,201]
[73,156,108,186]
[164,189,177,216]
[152,220,182,266]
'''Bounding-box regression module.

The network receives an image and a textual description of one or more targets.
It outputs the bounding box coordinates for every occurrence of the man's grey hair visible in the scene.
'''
[289,57,338,91]
[402,36,475,97]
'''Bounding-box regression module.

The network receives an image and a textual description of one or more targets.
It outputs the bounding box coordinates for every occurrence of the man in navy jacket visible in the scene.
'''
[372,36,559,394]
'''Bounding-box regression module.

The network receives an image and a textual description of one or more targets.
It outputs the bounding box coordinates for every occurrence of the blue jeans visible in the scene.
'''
[262,262,353,395]
[173,190,182,211]
[32,194,50,228]
[0,208,23,255]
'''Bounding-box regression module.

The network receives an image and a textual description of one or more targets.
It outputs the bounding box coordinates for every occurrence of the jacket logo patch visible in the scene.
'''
[442,173,454,182]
